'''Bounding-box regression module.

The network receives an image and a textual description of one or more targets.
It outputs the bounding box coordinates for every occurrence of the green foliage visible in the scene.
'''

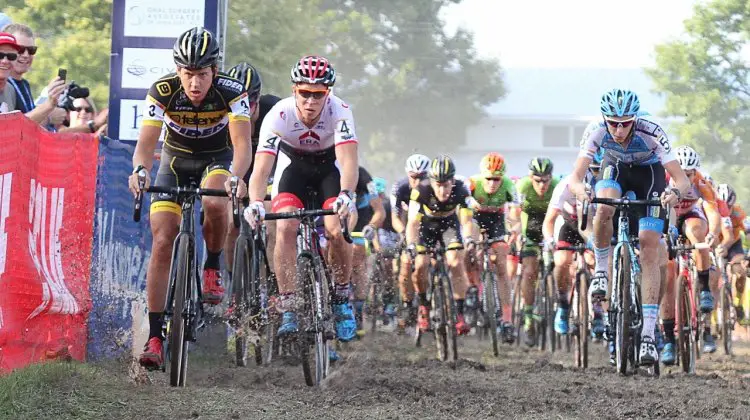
[5,0,112,109]
[648,0,750,206]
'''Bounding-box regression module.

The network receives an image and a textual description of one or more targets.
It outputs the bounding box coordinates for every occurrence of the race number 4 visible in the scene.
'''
[0,172,11,276]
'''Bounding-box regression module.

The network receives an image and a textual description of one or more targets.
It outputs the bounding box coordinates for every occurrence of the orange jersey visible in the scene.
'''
[718,202,746,240]
[671,171,717,216]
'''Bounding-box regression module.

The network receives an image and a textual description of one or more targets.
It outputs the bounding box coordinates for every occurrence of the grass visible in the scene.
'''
[0,361,134,420]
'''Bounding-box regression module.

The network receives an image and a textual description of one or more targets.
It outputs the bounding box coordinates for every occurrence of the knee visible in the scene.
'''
[276,220,298,242]
[201,196,226,217]
[446,252,463,270]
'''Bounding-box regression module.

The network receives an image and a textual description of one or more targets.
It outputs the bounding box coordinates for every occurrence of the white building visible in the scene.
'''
[454,68,669,177]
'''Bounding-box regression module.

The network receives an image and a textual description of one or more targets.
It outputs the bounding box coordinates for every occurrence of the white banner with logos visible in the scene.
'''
[121,48,175,90]
[124,0,206,38]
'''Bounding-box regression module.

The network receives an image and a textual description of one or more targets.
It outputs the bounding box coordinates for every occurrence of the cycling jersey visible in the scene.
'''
[669,171,717,218]
[516,176,559,220]
[408,179,472,220]
[719,202,747,241]
[142,72,252,156]
[256,94,357,157]
[390,177,411,218]
[354,167,376,233]
[252,94,282,146]
[467,175,516,212]
[579,115,676,166]
[548,176,580,225]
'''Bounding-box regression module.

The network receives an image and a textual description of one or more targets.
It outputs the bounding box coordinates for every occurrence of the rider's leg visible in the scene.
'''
[200,172,231,303]
[639,226,664,342]
[521,254,539,309]
[414,252,430,331]
[553,249,573,334]
[350,242,368,329]
[145,209,180,333]
[491,242,512,324]
[685,216,712,302]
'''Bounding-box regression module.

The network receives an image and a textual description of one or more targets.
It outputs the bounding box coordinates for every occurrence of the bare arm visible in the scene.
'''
[248,153,275,203]
[392,210,407,234]
[543,207,561,241]
[459,209,474,243]
[132,125,163,170]
[663,161,690,196]
[368,195,385,228]
[228,119,253,179]
[335,143,358,192]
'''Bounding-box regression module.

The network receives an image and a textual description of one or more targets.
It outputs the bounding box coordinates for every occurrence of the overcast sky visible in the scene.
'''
[442,0,699,68]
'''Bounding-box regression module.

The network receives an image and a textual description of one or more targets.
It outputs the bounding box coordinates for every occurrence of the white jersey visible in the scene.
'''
[578,115,676,166]
[548,176,578,220]
[256,94,357,156]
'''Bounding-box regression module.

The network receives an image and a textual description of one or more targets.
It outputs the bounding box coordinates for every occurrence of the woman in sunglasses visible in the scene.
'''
[0,32,21,113]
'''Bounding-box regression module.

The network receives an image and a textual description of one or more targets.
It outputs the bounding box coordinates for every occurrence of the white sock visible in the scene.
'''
[594,246,609,273]
[642,304,659,340]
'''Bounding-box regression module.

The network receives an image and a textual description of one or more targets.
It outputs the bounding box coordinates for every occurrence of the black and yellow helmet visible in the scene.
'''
[228,62,262,103]
[528,156,553,176]
[173,27,220,69]
[428,155,456,182]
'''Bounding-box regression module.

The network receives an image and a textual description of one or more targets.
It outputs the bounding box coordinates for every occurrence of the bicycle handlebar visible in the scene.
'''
[580,196,670,235]
[555,244,588,253]
[264,208,353,244]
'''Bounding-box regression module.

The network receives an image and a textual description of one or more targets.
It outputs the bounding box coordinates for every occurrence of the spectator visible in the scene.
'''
[2,23,65,125]
[68,96,107,136]
[0,32,20,113]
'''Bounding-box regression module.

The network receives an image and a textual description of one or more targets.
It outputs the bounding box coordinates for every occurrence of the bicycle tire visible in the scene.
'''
[369,281,379,334]
[170,237,192,387]
[482,270,499,357]
[616,247,631,376]
[432,271,448,361]
[512,274,523,347]
[720,283,733,356]
[676,275,696,374]
[546,273,557,353]
[296,255,325,386]
[574,270,589,368]
[231,236,252,367]
[442,271,459,361]
[250,238,268,366]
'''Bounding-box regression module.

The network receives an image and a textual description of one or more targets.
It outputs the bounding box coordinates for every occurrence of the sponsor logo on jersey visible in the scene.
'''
[168,111,226,127]
[299,130,321,146]
[156,81,172,96]
[217,77,244,93]
[166,119,228,138]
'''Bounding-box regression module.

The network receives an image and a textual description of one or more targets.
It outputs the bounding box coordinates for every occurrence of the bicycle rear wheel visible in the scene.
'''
[720,282,733,356]
[615,248,631,376]
[231,235,252,367]
[170,238,192,387]
[676,275,696,374]
[482,270,499,357]
[574,270,589,368]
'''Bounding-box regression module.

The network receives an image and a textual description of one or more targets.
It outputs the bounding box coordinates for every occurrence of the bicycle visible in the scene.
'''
[350,231,389,335]
[229,199,279,367]
[536,243,557,353]
[510,238,525,347]
[715,253,736,356]
[582,193,667,376]
[412,240,459,362]
[475,231,503,357]
[132,174,239,387]
[262,207,351,387]
[556,243,592,369]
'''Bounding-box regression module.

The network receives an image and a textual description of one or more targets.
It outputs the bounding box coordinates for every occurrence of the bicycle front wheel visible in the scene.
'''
[170,237,192,387]
[482,270,499,357]
[574,270,589,368]
[231,235,252,367]
[676,275,696,374]
[720,282,733,356]
[297,255,329,387]
[615,247,631,376]
[442,271,459,361]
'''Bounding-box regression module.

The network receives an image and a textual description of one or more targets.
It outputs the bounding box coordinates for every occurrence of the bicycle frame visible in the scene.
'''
[610,212,643,340]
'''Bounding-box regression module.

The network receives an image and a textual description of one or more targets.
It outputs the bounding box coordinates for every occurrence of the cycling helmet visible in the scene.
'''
[428,155,456,182]
[228,62,262,103]
[600,89,640,117]
[703,172,715,187]
[173,27,220,69]
[717,183,737,207]
[405,154,430,175]
[675,145,700,170]
[373,177,387,195]
[480,152,506,178]
[529,156,553,176]
[290,55,336,86]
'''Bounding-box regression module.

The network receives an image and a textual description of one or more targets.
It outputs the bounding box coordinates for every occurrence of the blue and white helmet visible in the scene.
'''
[600,89,640,117]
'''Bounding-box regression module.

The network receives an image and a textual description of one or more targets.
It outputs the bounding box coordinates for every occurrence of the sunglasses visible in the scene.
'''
[408,172,426,180]
[0,52,18,61]
[73,106,94,113]
[18,46,37,55]
[532,177,551,184]
[604,117,635,129]
[296,89,328,100]
[485,177,502,182]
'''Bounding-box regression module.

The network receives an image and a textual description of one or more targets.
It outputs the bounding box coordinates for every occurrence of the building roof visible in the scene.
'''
[488,68,665,117]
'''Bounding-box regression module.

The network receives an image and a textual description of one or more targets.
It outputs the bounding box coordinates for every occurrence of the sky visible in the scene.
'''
[442,0,701,68]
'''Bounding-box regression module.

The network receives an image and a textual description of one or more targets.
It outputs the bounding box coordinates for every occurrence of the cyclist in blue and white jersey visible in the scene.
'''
[568,89,690,365]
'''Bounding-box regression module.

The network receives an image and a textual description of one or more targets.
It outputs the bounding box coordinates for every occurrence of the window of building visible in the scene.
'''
[542,126,570,148]
[573,125,587,146]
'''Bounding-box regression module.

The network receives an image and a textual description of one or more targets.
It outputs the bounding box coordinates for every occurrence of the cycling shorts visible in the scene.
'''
[677,207,707,236]
[521,214,544,258]
[151,148,232,216]
[556,220,585,248]
[474,211,506,244]
[417,215,463,253]
[270,145,340,212]
[727,238,744,261]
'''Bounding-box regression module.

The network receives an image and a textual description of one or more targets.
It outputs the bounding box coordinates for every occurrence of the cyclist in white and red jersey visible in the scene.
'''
[244,56,360,342]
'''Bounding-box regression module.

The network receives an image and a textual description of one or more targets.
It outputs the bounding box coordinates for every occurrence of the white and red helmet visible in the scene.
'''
[290,55,336,86]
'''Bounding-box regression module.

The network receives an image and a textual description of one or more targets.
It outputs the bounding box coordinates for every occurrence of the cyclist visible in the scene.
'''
[569,89,689,365]
[350,166,385,334]
[373,176,400,323]
[543,154,601,337]
[406,155,476,335]
[512,156,559,346]
[221,62,281,276]
[244,55,360,342]
[506,176,523,287]
[715,184,748,323]
[391,154,431,331]
[128,27,254,369]
[465,152,519,343]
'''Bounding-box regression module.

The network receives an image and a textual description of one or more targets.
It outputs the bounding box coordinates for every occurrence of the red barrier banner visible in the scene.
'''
[0,112,98,372]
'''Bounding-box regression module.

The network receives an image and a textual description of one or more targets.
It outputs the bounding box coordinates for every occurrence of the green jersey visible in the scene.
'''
[516,175,559,220]
[468,175,516,211]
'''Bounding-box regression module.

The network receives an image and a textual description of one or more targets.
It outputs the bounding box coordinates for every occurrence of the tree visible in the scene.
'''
[5,0,112,108]
[647,0,750,206]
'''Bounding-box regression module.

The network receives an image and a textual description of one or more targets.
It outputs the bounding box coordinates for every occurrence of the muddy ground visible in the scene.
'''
[4,321,750,419]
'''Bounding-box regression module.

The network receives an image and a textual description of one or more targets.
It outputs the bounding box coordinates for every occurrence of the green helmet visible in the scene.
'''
[529,156,553,176]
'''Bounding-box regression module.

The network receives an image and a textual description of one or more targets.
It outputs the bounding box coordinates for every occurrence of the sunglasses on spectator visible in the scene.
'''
[604,117,635,129]
[296,89,328,100]
[0,52,18,61]
[532,176,551,184]
[18,46,37,55]
[73,106,94,113]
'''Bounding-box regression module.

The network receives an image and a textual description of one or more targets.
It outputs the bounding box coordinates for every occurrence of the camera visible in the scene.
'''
[57,81,90,111]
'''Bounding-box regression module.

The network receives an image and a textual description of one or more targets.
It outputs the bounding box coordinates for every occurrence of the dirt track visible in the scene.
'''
[6,321,750,419]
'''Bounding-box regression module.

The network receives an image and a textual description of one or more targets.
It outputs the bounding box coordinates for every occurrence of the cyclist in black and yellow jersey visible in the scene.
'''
[406,155,477,335]
[127,27,254,370]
